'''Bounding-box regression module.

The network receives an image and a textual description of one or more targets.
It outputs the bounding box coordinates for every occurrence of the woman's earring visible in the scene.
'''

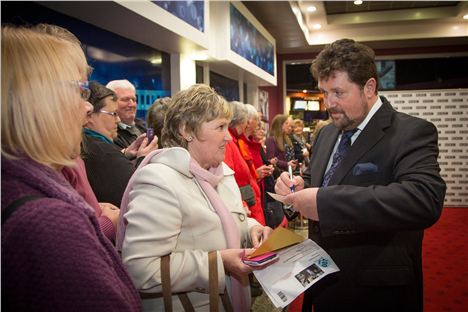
[187,136,193,142]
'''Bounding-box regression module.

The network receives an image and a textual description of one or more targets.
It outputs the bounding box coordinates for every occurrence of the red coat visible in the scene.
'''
[224,132,265,225]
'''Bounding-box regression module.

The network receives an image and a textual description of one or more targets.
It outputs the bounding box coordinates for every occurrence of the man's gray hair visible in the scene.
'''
[106,79,135,92]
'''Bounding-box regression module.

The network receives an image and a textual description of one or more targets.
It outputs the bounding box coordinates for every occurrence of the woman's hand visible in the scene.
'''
[220,248,255,280]
[250,225,273,248]
[99,202,120,229]
[256,165,273,179]
[242,202,252,216]
[288,159,298,170]
[123,134,159,159]
[269,157,278,166]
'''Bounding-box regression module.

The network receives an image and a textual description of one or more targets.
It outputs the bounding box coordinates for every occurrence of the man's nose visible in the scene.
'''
[128,99,137,107]
[323,95,334,109]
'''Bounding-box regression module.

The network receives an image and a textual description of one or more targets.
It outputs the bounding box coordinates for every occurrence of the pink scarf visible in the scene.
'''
[116,148,250,311]
[189,158,250,311]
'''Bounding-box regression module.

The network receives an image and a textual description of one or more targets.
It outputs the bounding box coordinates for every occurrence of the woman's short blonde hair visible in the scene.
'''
[293,119,304,128]
[1,24,89,168]
[162,84,231,148]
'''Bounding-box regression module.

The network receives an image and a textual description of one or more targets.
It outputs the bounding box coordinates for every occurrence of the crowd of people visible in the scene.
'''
[2,23,445,312]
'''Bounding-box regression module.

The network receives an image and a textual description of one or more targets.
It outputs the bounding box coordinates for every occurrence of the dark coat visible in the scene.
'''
[113,118,147,149]
[302,96,446,312]
[82,136,136,207]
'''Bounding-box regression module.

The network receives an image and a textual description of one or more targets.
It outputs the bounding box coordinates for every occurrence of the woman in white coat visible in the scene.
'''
[116,84,273,311]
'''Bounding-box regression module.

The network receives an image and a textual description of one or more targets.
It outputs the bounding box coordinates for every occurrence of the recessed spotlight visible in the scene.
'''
[463,14,468,20]
[307,6,317,12]
[150,57,162,64]
[312,23,322,30]
[303,89,308,93]
[354,0,363,5]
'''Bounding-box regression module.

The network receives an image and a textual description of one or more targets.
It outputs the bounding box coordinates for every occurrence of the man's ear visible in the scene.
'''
[365,78,377,97]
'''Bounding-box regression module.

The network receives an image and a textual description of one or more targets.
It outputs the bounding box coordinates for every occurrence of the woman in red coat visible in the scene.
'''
[224,102,265,225]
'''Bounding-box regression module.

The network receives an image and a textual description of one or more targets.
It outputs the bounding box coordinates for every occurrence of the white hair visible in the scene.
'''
[245,103,258,118]
[106,79,135,92]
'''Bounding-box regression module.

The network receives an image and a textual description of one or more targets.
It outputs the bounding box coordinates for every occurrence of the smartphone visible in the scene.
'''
[242,251,278,267]
[146,127,155,143]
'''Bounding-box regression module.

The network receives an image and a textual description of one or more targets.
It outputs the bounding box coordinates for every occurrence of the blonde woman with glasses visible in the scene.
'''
[1,24,141,311]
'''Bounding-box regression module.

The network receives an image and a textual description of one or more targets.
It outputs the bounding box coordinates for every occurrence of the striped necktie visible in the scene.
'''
[322,129,357,187]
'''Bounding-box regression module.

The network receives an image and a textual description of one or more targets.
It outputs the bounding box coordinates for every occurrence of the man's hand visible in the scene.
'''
[275,171,304,195]
[284,188,319,221]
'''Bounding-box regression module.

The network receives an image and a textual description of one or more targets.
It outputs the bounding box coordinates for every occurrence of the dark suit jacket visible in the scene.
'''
[113,118,147,149]
[302,96,446,312]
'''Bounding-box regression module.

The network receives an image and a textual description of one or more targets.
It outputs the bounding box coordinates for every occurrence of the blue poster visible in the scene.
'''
[230,4,274,75]
[153,1,205,32]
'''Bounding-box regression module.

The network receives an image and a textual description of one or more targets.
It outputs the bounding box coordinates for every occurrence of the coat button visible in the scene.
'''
[312,221,320,233]
[238,214,246,222]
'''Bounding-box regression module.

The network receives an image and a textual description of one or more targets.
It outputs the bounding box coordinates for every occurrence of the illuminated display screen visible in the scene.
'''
[230,4,274,75]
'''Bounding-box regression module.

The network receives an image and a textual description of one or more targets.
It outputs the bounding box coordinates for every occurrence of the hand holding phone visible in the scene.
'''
[146,128,155,143]
[242,251,278,267]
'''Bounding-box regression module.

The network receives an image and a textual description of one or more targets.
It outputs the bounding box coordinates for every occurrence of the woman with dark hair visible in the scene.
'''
[81,81,158,207]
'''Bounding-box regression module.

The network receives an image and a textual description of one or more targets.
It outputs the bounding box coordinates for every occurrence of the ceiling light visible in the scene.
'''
[303,89,308,93]
[150,57,162,64]
[312,23,322,30]
[307,6,317,12]
[463,14,468,20]
[354,0,363,5]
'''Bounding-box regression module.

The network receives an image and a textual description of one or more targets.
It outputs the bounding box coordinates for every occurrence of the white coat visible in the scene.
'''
[121,147,260,311]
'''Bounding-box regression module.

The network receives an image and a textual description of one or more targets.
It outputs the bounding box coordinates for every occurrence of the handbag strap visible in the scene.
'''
[2,195,44,225]
[208,251,219,312]
[208,251,234,312]
[161,254,174,311]
[142,252,233,312]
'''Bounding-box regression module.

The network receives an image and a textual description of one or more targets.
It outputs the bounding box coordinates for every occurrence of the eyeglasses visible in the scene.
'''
[99,110,119,118]
[77,81,91,101]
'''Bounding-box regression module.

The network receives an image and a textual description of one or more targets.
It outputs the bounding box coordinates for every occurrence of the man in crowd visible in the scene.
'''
[275,38,446,312]
[106,79,146,149]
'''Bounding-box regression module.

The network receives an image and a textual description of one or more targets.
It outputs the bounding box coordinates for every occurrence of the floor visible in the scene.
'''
[251,218,309,312]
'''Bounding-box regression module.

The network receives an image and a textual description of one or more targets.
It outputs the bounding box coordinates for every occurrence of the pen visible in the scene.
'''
[288,164,295,193]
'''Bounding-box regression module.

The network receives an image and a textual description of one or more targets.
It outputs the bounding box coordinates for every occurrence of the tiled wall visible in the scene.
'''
[381,89,468,207]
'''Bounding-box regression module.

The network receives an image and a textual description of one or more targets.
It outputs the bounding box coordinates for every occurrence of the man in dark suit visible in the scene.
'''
[275,39,446,312]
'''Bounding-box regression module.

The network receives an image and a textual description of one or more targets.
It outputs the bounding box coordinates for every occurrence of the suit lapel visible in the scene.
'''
[309,126,340,186]
[328,98,394,185]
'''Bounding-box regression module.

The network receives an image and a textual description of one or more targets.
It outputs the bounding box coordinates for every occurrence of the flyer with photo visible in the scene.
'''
[253,239,340,308]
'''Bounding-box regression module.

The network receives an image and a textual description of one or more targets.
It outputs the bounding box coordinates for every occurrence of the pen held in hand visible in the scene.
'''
[288,165,295,193]
[285,165,295,211]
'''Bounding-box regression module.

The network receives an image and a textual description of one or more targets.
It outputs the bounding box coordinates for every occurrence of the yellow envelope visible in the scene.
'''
[248,227,305,258]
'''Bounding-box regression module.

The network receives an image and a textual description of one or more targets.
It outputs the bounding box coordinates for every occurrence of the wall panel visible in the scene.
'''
[381,89,468,207]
